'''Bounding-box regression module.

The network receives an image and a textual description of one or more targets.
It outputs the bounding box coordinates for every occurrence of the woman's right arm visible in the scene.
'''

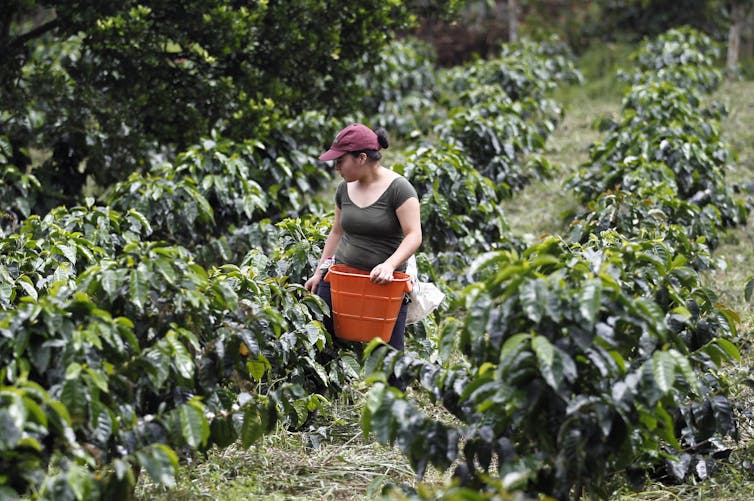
[304,206,343,293]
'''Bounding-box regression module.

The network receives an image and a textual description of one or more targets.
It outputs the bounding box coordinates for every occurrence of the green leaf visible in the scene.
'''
[710,396,735,435]
[654,402,680,450]
[21,395,48,428]
[499,333,530,364]
[116,317,140,350]
[101,269,119,297]
[303,322,322,346]
[85,366,109,392]
[112,458,132,481]
[0,408,23,450]
[371,397,395,445]
[532,335,574,391]
[712,338,741,362]
[579,279,602,325]
[212,280,238,310]
[144,350,171,389]
[652,351,676,394]
[304,356,329,386]
[437,317,461,363]
[532,335,554,368]
[668,350,700,394]
[365,383,385,416]
[154,257,177,286]
[129,267,148,311]
[468,251,512,279]
[520,278,548,323]
[67,463,94,501]
[364,343,389,376]
[134,444,178,488]
[52,243,76,265]
[292,399,308,427]
[247,356,269,381]
[166,333,194,380]
[179,402,209,448]
[0,135,11,156]
[0,280,13,305]
[240,403,267,447]
[61,378,88,424]
[65,363,83,380]
[209,415,237,449]
[745,278,754,303]
[17,275,37,301]
[93,409,113,444]
[528,254,562,269]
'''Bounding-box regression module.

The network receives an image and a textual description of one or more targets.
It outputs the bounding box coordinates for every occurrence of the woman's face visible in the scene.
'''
[334,153,363,181]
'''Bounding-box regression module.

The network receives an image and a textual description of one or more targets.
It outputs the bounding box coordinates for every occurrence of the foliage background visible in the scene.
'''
[2,1,754,500]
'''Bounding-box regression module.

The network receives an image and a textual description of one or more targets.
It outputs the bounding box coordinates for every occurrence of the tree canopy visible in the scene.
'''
[2,1,750,213]
[1,1,461,208]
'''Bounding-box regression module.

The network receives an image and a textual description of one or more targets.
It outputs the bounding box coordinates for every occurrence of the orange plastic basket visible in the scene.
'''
[324,264,411,342]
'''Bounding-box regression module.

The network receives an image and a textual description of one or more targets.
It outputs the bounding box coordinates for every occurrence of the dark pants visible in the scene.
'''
[316,270,409,351]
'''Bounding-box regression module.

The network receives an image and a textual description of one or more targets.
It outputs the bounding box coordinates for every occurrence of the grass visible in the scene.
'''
[136,385,450,500]
[707,77,754,337]
[499,42,631,239]
[717,79,754,186]
[141,429,414,500]
[500,80,622,239]
[137,64,754,500]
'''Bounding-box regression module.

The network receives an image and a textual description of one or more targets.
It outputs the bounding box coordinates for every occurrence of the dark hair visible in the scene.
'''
[349,127,389,161]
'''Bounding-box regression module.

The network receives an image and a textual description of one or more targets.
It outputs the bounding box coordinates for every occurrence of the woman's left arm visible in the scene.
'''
[370,197,422,284]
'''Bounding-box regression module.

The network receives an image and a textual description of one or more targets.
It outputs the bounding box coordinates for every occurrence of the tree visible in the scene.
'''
[726,0,754,69]
[1,1,459,210]
[508,0,520,42]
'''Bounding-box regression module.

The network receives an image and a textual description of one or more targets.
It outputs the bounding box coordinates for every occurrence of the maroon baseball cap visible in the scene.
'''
[318,123,381,161]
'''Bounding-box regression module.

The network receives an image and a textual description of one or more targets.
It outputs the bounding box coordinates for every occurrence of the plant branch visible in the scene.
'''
[8,17,60,51]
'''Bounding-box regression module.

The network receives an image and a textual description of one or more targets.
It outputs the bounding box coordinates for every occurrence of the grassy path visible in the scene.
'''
[500,86,621,238]
[707,79,754,335]
[135,387,425,500]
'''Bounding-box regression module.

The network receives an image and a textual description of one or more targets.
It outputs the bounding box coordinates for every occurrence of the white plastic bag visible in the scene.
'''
[405,255,445,325]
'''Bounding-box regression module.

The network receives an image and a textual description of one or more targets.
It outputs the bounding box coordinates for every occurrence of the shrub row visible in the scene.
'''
[0,34,584,498]
[361,27,749,501]
[376,38,579,288]
[0,201,357,498]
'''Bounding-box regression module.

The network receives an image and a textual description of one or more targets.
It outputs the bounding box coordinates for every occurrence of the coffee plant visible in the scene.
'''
[442,36,582,101]
[397,143,512,257]
[360,38,443,140]
[568,159,724,256]
[361,26,749,501]
[3,24,749,501]
[363,235,740,499]
[619,26,722,92]
[106,172,216,248]
[422,37,575,197]
[567,37,747,235]
[434,97,555,195]
[105,114,335,252]
[0,201,360,498]
[0,206,152,310]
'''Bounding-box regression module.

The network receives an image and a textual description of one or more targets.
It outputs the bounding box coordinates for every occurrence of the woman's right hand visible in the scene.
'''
[304,272,321,293]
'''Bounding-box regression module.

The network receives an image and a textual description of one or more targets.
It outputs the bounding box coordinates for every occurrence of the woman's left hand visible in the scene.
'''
[370,262,395,284]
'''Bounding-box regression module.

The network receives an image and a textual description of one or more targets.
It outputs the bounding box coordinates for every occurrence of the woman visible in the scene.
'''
[304,123,422,351]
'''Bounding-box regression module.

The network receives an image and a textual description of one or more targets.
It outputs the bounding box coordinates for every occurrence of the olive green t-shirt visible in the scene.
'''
[335,176,418,272]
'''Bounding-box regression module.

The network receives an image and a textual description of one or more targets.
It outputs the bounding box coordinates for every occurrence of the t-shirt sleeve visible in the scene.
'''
[335,181,346,209]
[391,176,418,208]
